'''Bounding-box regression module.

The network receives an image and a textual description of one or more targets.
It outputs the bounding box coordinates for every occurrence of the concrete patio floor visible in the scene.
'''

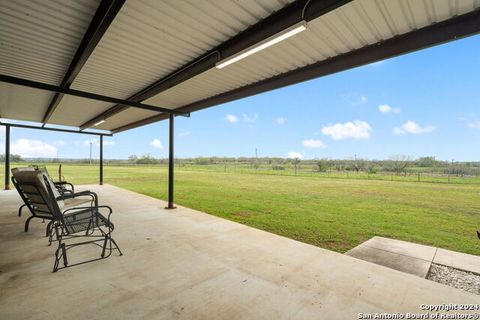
[0,184,478,319]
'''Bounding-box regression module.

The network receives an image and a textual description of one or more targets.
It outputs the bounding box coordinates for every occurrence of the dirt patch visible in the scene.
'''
[233,211,252,218]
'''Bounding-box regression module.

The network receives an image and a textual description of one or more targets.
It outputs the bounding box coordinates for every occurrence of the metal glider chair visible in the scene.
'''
[12,167,93,236]
[16,166,75,217]
[31,165,75,197]
[13,169,122,272]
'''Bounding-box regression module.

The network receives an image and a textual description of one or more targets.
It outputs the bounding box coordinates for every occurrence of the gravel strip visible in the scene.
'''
[427,263,480,295]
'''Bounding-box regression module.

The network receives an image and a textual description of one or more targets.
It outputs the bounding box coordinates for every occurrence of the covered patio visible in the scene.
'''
[0,184,477,319]
[1,0,480,317]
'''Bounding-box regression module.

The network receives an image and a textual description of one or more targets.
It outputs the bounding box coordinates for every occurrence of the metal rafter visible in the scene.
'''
[0,122,112,136]
[41,0,126,126]
[111,9,480,133]
[79,0,351,130]
[0,74,189,116]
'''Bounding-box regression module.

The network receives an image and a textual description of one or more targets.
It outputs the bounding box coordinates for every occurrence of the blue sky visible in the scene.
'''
[1,35,480,161]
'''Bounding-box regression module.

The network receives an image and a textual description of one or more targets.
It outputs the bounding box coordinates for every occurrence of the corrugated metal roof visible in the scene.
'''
[69,0,294,99]
[48,95,114,127]
[0,0,100,124]
[0,84,53,122]
[94,107,158,131]
[0,0,100,85]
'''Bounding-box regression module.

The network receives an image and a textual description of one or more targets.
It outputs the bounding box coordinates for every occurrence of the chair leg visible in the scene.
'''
[24,216,34,232]
[61,243,68,267]
[110,238,123,256]
[101,236,108,258]
[18,204,26,217]
[45,221,53,237]
[53,245,61,272]
[48,227,54,246]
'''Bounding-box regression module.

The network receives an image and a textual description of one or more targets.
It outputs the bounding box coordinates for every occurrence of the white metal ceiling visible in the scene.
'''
[57,0,295,130]
[0,0,100,124]
[68,0,294,97]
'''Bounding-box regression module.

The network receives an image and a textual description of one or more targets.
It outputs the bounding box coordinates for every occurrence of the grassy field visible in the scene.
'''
[2,163,480,255]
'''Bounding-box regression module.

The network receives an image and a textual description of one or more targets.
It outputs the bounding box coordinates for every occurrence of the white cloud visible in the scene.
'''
[360,96,367,103]
[378,104,400,113]
[11,139,57,158]
[286,152,303,159]
[276,117,287,125]
[225,114,238,123]
[468,121,480,129]
[321,120,372,140]
[393,121,436,135]
[302,139,326,148]
[151,138,163,149]
[243,113,258,123]
[104,140,115,146]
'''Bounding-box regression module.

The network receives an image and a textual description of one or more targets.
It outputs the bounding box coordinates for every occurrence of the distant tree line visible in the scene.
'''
[123,154,480,177]
[3,152,479,177]
[0,154,24,162]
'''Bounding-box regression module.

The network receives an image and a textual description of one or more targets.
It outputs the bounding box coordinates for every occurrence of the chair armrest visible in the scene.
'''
[62,205,112,215]
[62,205,113,229]
[60,205,114,234]
[56,190,97,205]
[56,190,89,200]
[54,181,75,193]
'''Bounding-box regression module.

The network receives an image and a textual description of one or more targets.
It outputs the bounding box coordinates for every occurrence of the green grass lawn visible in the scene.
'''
[3,163,480,255]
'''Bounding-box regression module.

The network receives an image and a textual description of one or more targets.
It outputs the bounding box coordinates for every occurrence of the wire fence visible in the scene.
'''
[2,162,480,185]
[174,163,480,185]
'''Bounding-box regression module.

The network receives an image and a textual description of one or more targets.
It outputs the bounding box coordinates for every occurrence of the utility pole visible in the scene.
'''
[89,141,93,165]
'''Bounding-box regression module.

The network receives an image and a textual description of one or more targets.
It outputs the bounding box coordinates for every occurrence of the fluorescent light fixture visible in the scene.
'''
[216,21,307,69]
[93,119,105,126]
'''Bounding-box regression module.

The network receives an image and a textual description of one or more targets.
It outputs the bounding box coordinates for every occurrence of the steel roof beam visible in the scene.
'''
[0,122,112,136]
[41,0,126,126]
[111,9,480,133]
[0,74,189,116]
[79,0,350,130]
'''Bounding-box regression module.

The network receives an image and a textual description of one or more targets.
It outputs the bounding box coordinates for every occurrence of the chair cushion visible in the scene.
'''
[63,197,92,209]
[12,168,64,212]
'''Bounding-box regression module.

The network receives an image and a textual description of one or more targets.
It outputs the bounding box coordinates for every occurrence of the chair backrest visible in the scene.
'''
[11,168,64,221]
[29,165,52,179]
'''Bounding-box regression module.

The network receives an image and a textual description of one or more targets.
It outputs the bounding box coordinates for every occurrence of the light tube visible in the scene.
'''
[216,21,307,69]
[93,119,105,126]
